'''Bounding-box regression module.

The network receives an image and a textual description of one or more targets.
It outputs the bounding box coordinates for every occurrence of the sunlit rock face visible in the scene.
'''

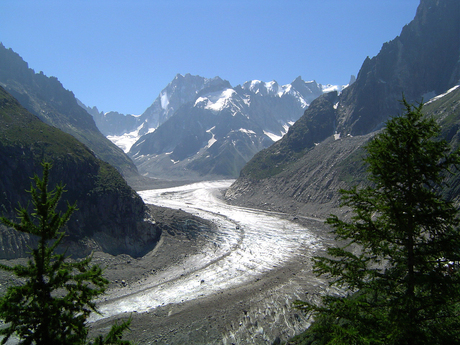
[83,74,231,142]
[126,75,331,179]
[336,0,460,137]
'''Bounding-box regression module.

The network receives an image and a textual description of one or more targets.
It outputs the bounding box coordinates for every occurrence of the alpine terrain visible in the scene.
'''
[0,0,459,344]
[0,85,160,259]
[86,73,347,180]
[0,44,139,180]
[226,0,460,219]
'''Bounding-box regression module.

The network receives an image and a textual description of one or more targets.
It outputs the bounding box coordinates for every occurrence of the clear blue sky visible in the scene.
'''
[1,0,420,115]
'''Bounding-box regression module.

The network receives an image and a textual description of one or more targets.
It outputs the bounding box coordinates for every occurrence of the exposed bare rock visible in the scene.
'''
[226,134,373,219]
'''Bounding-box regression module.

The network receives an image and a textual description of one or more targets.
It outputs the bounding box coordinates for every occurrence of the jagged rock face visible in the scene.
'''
[0,86,159,259]
[142,74,232,130]
[337,0,460,136]
[79,73,329,179]
[85,74,232,139]
[239,0,460,179]
[228,88,460,218]
[227,0,460,216]
[128,77,325,179]
[238,91,339,181]
[0,44,139,178]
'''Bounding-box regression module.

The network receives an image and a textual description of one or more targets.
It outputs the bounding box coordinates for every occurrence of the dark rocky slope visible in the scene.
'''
[0,44,139,179]
[337,0,460,136]
[225,134,372,219]
[226,0,460,217]
[227,87,460,219]
[0,86,159,259]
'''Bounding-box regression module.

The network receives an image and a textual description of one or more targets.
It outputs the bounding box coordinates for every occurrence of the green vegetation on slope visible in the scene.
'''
[0,86,152,259]
[290,100,460,344]
[0,162,132,344]
[0,44,138,178]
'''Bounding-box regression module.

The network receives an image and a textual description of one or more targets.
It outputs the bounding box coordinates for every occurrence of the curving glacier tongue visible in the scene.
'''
[90,180,320,321]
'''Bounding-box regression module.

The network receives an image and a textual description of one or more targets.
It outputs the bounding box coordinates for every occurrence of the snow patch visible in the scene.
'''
[263,130,282,142]
[264,122,293,142]
[248,80,262,92]
[107,125,155,153]
[265,80,282,94]
[207,135,217,148]
[280,84,292,97]
[206,127,217,148]
[322,84,342,93]
[297,94,308,108]
[160,91,170,110]
[239,128,256,135]
[244,80,283,96]
[425,85,460,105]
[194,89,236,112]
[242,94,251,106]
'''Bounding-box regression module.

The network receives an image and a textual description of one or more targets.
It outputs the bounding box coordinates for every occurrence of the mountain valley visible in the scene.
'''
[0,0,459,343]
[226,0,460,219]
[82,74,348,180]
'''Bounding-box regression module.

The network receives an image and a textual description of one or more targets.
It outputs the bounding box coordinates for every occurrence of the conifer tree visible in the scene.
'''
[294,100,460,344]
[0,162,132,345]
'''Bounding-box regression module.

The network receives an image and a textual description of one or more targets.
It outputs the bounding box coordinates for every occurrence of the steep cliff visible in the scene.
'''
[336,0,460,136]
[226,0,460,217]
[0,44,139,179]
[0,86,160,259]
[128,76,326,179]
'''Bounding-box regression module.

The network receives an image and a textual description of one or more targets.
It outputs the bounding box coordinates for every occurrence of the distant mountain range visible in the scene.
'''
[81,73,350,179]
[80,74,233,152]
[226,0,460,218]
[3,0,457,249]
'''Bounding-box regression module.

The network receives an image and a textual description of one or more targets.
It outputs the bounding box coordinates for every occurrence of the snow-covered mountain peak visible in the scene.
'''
[140,74,232,126]
[194,88,237,112]
[321,84,345,94]
[319,75,355,95]
[84,73,339,177]
[242,79,284,96]
[240,77,329,106]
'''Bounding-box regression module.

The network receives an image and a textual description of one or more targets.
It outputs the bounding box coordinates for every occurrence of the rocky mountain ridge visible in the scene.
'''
[0,44,139,179]
[123,74,344,179]
[226,0,460,217]
[81,74,232,151]
[0,86,160,259]
[336,0,460,137]
[82,74,345,155]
